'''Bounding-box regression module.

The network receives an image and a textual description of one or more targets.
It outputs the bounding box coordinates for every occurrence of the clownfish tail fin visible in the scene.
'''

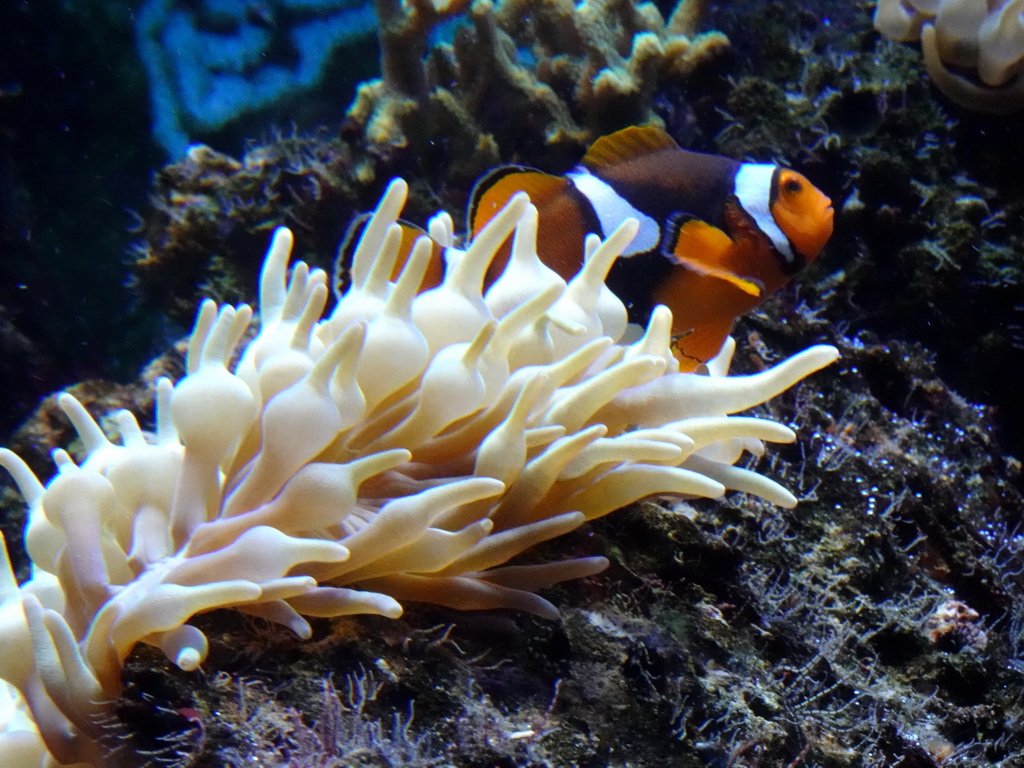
[335,214,444,298]
[468,165,570,236]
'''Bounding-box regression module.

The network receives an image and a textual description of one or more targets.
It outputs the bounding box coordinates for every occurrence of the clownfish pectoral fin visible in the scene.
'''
[335,213,445,298]
[469,166,571,235]
[673,254,763,297]
[666,217,764,298]
[581,125,680,170]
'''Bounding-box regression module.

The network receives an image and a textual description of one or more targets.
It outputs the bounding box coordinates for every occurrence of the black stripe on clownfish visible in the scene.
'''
[468,125,834,370]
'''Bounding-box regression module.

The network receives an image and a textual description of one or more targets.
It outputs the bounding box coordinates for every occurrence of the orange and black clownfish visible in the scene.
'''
[339,125,833,370]
[468,125,834,370]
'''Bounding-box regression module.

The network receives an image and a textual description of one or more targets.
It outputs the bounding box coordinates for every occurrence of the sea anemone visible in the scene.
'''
[875,0,1024,112]
[0,179,837,766]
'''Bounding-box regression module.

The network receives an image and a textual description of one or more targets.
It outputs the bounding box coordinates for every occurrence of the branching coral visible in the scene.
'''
[347,0,728,181]
[875,0,1024,112]
[0,180,836,766]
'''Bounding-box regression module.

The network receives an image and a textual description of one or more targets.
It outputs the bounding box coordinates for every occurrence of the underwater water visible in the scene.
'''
[2,0,1024,765]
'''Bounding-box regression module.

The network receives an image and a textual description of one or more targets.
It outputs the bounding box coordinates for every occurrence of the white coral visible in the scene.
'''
[0,178,837,766]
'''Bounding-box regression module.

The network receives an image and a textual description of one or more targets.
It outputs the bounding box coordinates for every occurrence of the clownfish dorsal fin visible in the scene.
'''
[581,125,680,170]
[469,166,570,235]
[666,215,763,298]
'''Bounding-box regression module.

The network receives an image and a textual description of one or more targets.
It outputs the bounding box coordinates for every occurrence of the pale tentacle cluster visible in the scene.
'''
[0,178,837,766]
[875,0,1024,112]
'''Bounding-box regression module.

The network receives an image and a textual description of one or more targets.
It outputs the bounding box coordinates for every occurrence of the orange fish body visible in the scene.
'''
[469,126,834,370]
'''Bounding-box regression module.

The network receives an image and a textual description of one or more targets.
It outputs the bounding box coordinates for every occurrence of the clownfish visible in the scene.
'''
[469,125,833,369]
[340,125,833,370]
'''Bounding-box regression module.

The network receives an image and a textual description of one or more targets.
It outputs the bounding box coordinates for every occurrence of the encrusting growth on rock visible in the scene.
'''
[0,180,836,766]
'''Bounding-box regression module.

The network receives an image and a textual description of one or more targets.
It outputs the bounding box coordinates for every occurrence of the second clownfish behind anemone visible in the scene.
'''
[337,126,834,371]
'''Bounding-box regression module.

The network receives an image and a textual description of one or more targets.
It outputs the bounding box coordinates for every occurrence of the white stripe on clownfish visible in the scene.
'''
[565,168,661,257]
[734,163,797,266]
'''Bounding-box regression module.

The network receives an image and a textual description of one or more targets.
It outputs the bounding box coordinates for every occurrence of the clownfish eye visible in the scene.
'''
[783,177,802,194]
